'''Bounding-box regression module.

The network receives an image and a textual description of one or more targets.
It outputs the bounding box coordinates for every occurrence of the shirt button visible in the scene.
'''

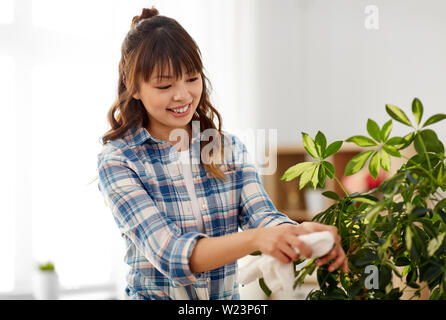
[201,203,207,210]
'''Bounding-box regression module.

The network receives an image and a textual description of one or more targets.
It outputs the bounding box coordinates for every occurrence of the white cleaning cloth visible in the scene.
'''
[238,231,335,293]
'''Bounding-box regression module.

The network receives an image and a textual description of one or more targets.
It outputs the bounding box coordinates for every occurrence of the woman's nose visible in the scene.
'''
[172,82,191,101]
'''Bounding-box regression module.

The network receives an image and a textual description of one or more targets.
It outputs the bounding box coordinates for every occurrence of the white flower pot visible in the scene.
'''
[305,189,325,218]
[32,270,60,300]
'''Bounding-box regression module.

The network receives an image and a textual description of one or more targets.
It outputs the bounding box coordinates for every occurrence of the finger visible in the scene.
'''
[342,258,349,273]
[278,242,299,262]
[316,247,337,267]
[327,249,346,272]
[290,237,312,259]
[333,233,341,244]
[272,249,292,264]
[295,223,312,235]
[303,222,338,235]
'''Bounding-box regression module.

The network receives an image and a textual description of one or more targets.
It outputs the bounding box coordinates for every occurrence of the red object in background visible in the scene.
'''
[365,170,386,190]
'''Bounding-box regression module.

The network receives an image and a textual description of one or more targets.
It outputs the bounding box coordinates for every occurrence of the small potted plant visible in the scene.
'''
[32,261,59,300]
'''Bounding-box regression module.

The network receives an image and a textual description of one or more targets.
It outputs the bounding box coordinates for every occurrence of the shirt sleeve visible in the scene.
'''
[229,135,298,230]
[97,151,208,287]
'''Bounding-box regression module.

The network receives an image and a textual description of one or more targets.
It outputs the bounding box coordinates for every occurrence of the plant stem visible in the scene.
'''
[334,175,350,197]
[401,155,437,182]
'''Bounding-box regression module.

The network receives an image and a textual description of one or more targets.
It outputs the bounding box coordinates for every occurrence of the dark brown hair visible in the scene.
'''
[101,7,226,179]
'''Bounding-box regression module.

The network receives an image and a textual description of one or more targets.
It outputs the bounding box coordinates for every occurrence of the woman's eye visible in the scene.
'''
[156,77,198,90]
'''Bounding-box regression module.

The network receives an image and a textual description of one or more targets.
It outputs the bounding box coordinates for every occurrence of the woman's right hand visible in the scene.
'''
[254,224,313,264]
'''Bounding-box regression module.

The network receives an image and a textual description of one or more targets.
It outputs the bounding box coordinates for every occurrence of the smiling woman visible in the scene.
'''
[97,6,346,300]
[101,7,226,179]
[0,0,259,300]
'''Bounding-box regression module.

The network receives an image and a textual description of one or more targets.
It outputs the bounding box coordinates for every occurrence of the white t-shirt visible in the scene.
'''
[178,149,205,233]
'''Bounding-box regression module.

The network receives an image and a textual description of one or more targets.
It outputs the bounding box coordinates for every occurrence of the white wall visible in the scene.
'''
[253,0,446,145]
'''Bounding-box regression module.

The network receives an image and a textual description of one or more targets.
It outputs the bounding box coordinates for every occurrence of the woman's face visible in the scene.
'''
[133,64,203,142]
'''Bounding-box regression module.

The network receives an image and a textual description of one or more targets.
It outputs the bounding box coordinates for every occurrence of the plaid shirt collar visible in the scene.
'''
[123,124,209,162]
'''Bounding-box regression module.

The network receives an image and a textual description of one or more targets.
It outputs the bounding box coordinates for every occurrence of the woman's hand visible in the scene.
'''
[297,221,348,273]
[254,224,314,264]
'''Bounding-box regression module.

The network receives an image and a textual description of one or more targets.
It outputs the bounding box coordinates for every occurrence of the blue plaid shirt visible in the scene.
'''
[97,125,296,300]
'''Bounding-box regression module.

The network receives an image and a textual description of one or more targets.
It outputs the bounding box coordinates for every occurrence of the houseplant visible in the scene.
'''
[266,98,446,299]
[32,261,60,300]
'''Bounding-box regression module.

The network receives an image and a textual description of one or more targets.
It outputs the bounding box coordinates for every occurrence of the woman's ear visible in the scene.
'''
[132,92,141,100]
[123,76,140,100]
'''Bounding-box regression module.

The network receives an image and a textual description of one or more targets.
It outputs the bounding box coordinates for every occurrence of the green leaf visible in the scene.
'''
[364,204,383,225]
[351,248,377,267]
[378,265,393,290]
[427,233,446,256]
[386,104,413,127]
[437,164,444,186]
[402,265,411,277]
[345,135,377,147]
[299,163,317,189]
[386,136,404,146]
[345,150,374,176]
[382,144,401,157]
[317,164,326,188]
[413,130,445,154]
[302,132,319,159]
[380,150,391,172]
[394,257,410,267]
[410,207,428,218]
[381,120,393,142]
[322,191,340,200]
[367,119,382,142]
[324,141,343,158]
[280,161,315,181]
[393,132,415,150]
[310,165,320,189]
[250,251,262,256]
[412,98,423,125]
[347,280,364,298]
[420,263,443,283]
[369,151,381,179]
[315,131,327,158]
[322,161,335,179]
[423,113,446,127]
[406,268,419,288]
[258,278,272,297]
[351,196,377,205]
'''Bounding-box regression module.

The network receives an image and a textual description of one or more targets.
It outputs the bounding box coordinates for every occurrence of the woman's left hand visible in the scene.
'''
[297,221,348,273]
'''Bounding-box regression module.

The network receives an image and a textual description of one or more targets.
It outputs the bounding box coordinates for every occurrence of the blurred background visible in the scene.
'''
[1,0,446,299]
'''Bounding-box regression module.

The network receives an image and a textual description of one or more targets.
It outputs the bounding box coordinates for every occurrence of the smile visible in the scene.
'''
[167,103,192,117]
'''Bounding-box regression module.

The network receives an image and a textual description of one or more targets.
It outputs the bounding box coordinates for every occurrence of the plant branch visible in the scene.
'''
[334,175,350,197]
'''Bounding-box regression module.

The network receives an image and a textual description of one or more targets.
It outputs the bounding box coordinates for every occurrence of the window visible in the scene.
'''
[0,0,14,24]
[0,55,16,292]
[0,0,125,297]
[0,0,247,299]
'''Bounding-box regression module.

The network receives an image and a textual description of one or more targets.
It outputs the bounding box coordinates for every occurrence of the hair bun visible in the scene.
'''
[131,7,159,29]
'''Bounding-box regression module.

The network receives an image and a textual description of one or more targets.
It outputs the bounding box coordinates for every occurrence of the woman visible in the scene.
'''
[97,7,347,300]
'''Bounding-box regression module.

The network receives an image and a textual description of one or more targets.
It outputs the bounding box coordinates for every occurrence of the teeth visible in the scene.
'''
[170,104,189,113]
